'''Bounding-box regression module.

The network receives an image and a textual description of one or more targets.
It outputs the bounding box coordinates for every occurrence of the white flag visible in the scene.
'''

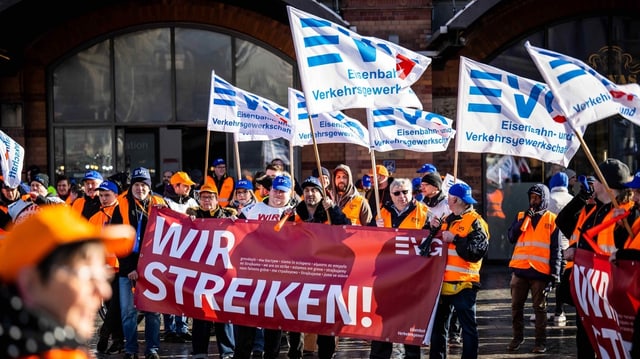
[456,56,583,167]
[366,107,454,152]
[287,6,430,114]
[0,130,24,188]
[207,71,292,140]
[288,88,369,148]
[524,41,623,128]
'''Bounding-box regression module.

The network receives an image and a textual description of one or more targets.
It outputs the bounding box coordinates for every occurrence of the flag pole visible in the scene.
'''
[233,133,242,180]
[204,129,211,184]
[306,105,331,224]
[366,109,382,216]
[289,139,295,193]
[570,125,633,237]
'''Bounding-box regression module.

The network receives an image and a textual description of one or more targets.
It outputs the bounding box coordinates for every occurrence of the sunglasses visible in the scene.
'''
[392,190,409,196]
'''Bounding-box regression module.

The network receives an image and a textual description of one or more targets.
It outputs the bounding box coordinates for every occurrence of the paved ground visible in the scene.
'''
[91,263,578,358]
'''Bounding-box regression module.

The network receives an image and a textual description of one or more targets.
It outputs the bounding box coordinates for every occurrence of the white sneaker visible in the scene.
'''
[554,313,567,326]
[529,314,535,321]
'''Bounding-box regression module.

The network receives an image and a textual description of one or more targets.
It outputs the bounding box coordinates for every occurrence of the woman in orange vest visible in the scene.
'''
[506,184,561,354]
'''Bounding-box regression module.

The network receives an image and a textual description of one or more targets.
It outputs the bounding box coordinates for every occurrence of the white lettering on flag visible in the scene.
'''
[366,107,453,152]
[0,130,24,188]
[287,6,430,114]
[288,88,370,148]
[456,56,583,167]
[525,41,623,128]
[207,71,292,140]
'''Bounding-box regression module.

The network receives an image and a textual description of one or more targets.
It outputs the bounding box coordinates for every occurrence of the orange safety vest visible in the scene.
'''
[117,193,165,226]
[70,196,87,213]
[207,175,234,207]
[341,195,366,225]
[379,201,428,229]
[442,210,489,283]
[570,202,633,256]
[486,188,506,219]
[509,211,557,275]
[89,204,120,271]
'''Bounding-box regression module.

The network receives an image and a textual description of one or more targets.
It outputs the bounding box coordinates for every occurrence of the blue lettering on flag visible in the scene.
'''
[244,94,259,111]
[397,108,421,125]
[372,108,395,127]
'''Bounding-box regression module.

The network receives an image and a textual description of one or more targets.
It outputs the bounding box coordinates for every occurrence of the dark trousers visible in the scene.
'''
[233,324,282,359]
[288,332,336,359]
[192,319,235,356]
[99,275,124,342]
[429,288,479,359]
[370,340,420,359]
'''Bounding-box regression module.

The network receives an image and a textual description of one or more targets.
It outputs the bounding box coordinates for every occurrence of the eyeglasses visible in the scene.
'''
[200,195,215,200]
[392,190,409,196]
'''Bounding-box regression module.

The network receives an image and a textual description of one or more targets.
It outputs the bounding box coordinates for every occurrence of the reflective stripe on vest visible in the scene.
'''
[442,210,488,282]
[380,201,428,229]
[509,210,556,275]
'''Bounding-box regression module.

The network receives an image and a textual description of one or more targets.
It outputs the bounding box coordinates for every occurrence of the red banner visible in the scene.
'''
[134,207,447,345]
[572,249,640,358]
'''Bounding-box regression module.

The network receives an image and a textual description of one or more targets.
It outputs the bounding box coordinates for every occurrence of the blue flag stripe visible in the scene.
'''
[308,54,342,67]
[304,35,339,47]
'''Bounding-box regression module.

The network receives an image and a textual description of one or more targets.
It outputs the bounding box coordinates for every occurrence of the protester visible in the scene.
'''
[230,178,256,211]
[111,167,167,359]
[547,171,574,324]
[365,165,394,224]
[207,158,235,207]
[506,184,561,354]
[9,173,65,223]
[72,170,104,219]
[416,163,437,174]
[234,175,296,359]
[0,205,134,359]
[429,183,489,359]
[89,180,126,354]
[555,158,633,359]
[185,183,236,359]
[288,176,350,359]
[55,174,73,204]
[154,170,173,195]
[370,178,429,359]
[332,164,372,225]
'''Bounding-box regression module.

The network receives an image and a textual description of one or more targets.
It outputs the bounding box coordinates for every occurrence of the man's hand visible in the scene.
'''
[442,231,455,243]
[376,218,385,228]
[564,247,576,261]
[577,175,594,200]
[525,208,535,218]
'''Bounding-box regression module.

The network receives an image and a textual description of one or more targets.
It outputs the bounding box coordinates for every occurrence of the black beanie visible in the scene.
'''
[421,172,442,188]
[598,158,631,190]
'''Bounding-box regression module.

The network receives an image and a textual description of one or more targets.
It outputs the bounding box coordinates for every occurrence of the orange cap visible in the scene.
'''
[368,165,389,177]
[0,205,135,282]
[170,171,196,186]
[199,183,218,195]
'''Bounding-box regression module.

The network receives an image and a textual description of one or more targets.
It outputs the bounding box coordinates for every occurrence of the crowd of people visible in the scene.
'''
[0,156,639,359]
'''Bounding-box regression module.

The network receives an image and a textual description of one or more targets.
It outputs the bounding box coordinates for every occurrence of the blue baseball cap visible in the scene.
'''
[96,180,119,194]
[448,183,477,204]
[362,175,372,188]
[213,158,226,167]
[417,163,437,174]
[412,177,422,191]
[236,179,253,190]
[83,170,103,181]
[272,176,292,191]
[625,171,640,189]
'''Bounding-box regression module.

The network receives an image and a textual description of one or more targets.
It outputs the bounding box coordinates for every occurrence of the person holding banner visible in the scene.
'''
[555,159,634,359]
[287,176,350,359]
[234,175,296,359]
[370,178,429,359]
[506,184,561,354]
[0,177,21,229]
[9,173,65,224]
[230,179,257,212]
[429,183,489,359]
[365,165,394,225]
[332,165,372,226]
[111,167,167,359]
[185,183,237,359]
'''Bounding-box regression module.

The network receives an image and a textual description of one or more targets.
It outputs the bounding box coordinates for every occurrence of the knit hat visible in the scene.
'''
[0,206,135,282]
[421,172,442,189]
[448,183,477,204]
[31,173,49,188]
[236,179,253,190]
[131,167,152,187]
[301,176,323,192]
[412,177,422,191]
[598,158,631,190]
[417,163,437,174]
[549,172,568,189]
[311,167,330,179]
